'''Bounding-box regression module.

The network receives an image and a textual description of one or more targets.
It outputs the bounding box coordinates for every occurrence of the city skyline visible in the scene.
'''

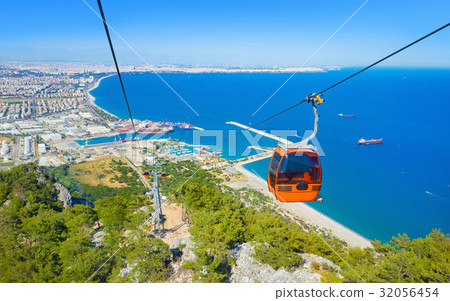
[1,0,450,67]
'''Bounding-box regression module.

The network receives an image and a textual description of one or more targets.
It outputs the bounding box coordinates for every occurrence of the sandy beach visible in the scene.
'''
[233,155,372,249]
[85,74,121,120]
[86,74,370,249]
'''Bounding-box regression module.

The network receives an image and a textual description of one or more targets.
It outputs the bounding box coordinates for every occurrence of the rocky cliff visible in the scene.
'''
[169,237,339,283]
[54,182,72,207]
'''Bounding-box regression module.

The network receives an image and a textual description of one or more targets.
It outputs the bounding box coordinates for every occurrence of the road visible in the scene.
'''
[114,149,152,191]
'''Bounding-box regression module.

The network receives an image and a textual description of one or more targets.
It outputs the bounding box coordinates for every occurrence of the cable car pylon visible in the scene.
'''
[114,149,164,234]
[150,161,164,236]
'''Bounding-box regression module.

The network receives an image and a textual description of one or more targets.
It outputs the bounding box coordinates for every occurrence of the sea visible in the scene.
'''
[86,68,450,243]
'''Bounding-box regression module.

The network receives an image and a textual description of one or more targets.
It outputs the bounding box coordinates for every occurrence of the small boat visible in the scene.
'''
[358,138,382,145]
[338,113,355,117]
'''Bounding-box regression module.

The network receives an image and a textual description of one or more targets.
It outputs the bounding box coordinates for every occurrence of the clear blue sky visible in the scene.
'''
[1,0,449,66]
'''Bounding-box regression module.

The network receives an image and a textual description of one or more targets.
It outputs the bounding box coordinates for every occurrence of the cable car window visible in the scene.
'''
[277,152,321,184]
[270,152,282,172]
[279,153,311,173]
[269,151,282,188]
[310,155,320,182]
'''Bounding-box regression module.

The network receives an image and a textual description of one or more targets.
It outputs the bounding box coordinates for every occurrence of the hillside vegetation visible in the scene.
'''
[0,162,449,283]
[48,158,147,202]
[0,164,167,282]
[154,160,450,283]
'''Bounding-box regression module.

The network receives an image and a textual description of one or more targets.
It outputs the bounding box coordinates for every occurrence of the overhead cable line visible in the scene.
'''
[251,0,369,116]
[246,21,450,132]
[319,21,450,94]
[229,99,308,142]
[96,0,139,141]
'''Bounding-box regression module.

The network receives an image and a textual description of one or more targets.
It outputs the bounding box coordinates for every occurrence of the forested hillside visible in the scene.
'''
[0,163,449,283]
[0,164,168,282]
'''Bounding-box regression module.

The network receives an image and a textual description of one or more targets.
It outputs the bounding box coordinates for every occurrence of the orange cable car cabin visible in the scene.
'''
[267,94,324,203]
[143,170,150,178]
[268,146,322,202]
[227,93,324,203]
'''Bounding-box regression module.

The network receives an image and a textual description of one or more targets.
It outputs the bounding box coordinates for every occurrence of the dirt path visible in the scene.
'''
[160,203,190,245]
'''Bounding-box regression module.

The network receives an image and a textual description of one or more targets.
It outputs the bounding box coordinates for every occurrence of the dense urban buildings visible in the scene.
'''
[0,62,228,168]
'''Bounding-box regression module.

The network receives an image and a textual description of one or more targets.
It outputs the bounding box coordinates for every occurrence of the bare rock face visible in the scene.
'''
[1,200,11,208]
[92,230,106,248]
[55,182,72,207]
[167,238,340,283]
[230,243,334,283]
[119,262,137,277]
[168,237,195,283]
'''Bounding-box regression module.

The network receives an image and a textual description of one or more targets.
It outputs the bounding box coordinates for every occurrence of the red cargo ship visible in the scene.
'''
[358,138,382,145]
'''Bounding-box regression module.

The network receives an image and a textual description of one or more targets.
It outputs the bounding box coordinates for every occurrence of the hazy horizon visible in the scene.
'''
[1,0,449,67]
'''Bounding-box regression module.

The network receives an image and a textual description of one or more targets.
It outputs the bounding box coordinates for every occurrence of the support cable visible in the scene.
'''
[96,0,139,142]
[241,22,450,133]
[319,22,450,94]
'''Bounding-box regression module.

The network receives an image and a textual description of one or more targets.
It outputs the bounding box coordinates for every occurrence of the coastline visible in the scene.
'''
[85,74,121,120]
[81,76,373,248]
[234,156,372,249]
[80,73,442,242]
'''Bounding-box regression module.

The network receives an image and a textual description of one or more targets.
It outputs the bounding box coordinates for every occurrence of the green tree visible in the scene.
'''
[95,196,128,230]
[117,234,171,283]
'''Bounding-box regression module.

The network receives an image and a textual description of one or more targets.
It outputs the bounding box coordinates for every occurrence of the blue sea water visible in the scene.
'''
[89,69,450,242]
